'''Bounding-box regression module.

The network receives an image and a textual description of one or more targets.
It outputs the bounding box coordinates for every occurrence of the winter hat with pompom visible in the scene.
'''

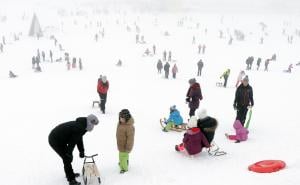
[197,108,208,120]
[187,116,198,128]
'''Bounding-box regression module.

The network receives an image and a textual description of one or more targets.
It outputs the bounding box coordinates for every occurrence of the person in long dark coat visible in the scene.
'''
[186,78,203,117]
[233,75,254,126]
[164,62,170,79]
[48,115,99,185]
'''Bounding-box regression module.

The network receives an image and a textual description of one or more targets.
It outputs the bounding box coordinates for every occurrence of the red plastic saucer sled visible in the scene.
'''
[248,160,286,173]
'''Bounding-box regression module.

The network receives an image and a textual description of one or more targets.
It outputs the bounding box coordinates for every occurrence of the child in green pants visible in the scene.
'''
[116,109,135,173]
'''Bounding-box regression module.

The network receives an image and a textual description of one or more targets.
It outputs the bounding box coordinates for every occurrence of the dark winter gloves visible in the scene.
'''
[79,152,85,158]
[186,97,191,103]
[233,104,237,110]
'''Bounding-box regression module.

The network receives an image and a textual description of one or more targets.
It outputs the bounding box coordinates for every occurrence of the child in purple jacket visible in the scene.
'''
[175,116,210,155]
[225,120,249,143]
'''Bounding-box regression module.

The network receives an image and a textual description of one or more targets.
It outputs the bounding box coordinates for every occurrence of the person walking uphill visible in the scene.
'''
[116,109,135,174]
[233,75,254,126]
[220,69,230,87]
[97,75,109,114]
[186,78,203,117]
[48,114,99,185]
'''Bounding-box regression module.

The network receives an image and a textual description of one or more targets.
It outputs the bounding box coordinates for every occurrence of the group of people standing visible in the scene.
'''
[156,59,178,79]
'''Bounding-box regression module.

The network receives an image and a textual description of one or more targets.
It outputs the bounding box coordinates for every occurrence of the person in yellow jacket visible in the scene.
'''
[116,109,135,174]
[220,69,230,87]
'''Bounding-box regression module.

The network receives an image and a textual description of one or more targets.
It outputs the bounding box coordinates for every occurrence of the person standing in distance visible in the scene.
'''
[186,78,203,117]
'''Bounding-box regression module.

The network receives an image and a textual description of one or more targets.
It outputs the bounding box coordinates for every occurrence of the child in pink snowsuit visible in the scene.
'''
[226,120,249,143]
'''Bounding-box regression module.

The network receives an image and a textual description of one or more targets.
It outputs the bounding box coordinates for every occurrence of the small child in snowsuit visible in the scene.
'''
[175,116,210,155]
[162,105,184,132]
[116,109,135,174]
[225,120,249,143]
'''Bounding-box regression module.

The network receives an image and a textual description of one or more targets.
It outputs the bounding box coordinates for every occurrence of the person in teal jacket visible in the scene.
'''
[162,105,183,132]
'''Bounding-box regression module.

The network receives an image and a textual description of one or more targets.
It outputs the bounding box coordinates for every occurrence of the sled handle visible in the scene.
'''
[83,154,98,164]
[84,154,98,158]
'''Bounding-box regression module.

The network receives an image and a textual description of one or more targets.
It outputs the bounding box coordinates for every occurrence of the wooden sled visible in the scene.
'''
[160,118,188,132]
[82,154,101,185]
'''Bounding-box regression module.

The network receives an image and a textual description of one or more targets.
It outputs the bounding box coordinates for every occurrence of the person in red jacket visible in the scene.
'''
[97,75,109,114]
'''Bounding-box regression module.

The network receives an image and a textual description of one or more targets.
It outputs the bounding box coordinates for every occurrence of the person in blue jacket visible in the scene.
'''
[162,105,183,132]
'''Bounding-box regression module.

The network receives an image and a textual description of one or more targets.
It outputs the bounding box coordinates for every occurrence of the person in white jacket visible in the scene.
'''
[235,70,245,88]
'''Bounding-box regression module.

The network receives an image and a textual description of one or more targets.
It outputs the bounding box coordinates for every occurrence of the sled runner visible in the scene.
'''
[245,107,252,129]
[92,101,100,108]
[160,118,188,132]
[82,154,101,185]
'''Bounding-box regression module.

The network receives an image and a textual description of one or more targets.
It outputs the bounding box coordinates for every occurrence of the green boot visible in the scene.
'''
[119,152,129,172]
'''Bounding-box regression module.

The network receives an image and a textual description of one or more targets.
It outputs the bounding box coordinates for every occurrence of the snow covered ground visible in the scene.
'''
[1,2,300,185]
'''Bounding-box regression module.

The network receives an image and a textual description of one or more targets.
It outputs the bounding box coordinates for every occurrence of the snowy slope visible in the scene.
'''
[1,5,300,185]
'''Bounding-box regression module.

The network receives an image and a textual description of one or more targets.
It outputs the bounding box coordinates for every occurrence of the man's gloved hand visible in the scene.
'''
[233,104,237,110]
[79,152,85,158]
[186,97,191,103]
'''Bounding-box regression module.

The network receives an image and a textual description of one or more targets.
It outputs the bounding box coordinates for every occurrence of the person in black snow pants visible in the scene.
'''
[164,62,170,79]
[48,114,99,185]
[186,78,203,117]
[233,75,254,126]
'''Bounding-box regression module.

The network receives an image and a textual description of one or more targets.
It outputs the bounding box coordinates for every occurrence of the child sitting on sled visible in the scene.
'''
[225,120,249,143]
[175,116,210,155]
[162,105,184,132]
